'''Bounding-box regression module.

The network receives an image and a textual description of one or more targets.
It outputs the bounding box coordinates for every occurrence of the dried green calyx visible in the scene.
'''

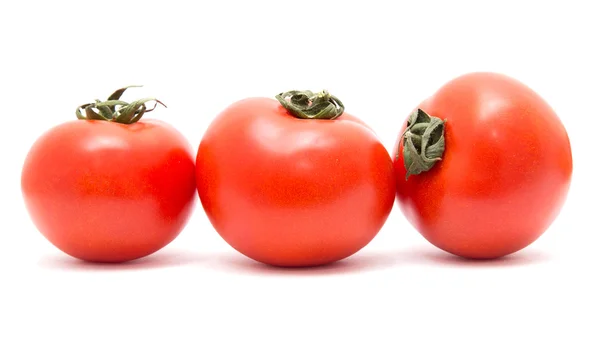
[399,108,446,180]
[76,85,165,124]
[275,90,345,120]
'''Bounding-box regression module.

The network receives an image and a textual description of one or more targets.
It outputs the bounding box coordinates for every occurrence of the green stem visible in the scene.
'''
[275,90,344,120]
[398,108,446,180]
[76,86,166,124]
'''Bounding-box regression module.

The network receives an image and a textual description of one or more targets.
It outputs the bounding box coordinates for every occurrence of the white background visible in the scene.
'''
[1,0,598,353]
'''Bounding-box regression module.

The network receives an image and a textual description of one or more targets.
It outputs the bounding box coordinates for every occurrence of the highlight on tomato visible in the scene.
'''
[393,72,573,259]
[196,90,396,267]
[21,86,197,263]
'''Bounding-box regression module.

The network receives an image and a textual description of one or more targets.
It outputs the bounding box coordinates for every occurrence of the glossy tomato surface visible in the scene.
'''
[394,72,572,259]
[197,97,396,267]
[21,119,197,262]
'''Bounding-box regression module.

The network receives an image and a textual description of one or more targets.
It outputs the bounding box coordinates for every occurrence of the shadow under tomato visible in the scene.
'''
[37,246,552,274]
[208,246,551,276]
[207,249,420,276]
[37,249,203,272]
[419,248,552,268]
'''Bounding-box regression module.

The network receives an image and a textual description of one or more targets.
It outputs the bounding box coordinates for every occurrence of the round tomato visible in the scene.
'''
[393,72,573,259]
[21,87,197,263]
[197,90,396,267]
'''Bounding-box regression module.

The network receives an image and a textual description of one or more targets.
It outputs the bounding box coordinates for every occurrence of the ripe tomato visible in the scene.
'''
[393,72,573,259]
[197,90,396,267]
[21,87,197,263]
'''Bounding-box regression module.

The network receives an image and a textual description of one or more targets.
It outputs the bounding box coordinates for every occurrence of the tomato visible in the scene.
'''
[393,72,573,259]
[21,87,196,263]
[197,90,396,267]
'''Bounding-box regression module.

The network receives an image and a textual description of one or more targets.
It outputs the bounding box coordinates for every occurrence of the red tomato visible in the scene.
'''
[21,87,196,262]
[393,72,573,259]
[197,90,396,267]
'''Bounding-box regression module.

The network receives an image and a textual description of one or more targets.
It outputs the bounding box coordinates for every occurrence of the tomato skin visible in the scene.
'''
[21,119,197,262]
[197,97,396,267]
[394,72,573,259]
